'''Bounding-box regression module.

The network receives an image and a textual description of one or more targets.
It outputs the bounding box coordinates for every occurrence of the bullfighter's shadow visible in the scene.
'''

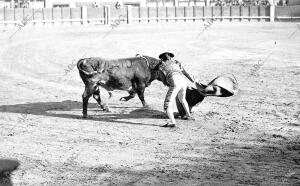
[0,100,167,127]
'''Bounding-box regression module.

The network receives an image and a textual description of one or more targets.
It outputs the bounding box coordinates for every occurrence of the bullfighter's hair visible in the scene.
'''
[158,52,175,61]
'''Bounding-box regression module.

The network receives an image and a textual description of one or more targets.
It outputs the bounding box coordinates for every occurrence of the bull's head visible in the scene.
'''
[151,68,169,86]
[92,69,110,86]
[145,56,169,86]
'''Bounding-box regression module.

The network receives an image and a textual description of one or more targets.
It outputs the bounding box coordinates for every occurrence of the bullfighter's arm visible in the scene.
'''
[175,60,195,83]
[182,68,195,83]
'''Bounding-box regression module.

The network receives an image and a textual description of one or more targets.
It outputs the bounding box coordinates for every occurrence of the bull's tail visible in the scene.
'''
[77,58,97,76]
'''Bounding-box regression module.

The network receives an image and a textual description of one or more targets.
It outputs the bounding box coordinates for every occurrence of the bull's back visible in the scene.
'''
[78,57,152,90]
[78,57,148,73]
[104,58,151,90]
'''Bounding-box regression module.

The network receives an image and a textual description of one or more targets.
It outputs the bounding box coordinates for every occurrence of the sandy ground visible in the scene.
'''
[0,22,299,185]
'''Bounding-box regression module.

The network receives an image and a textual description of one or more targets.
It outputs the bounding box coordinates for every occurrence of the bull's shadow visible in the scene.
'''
[0,100,166,127]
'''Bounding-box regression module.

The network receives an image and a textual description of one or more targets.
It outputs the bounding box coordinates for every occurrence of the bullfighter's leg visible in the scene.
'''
[164,82,180,125]
[177,79,195,121]
[93,87,110,112]
[177,86,192,118]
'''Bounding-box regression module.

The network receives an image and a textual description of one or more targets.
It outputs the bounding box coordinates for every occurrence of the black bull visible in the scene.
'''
[77,55,164,118]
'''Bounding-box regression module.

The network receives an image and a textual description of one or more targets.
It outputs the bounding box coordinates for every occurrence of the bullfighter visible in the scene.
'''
[158,52,195,127]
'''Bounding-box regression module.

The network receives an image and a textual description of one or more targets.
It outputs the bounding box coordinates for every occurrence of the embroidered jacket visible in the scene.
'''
[159,60,195,84]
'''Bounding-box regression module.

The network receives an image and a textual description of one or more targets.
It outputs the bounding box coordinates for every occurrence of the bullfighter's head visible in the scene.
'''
[159,52,174,61]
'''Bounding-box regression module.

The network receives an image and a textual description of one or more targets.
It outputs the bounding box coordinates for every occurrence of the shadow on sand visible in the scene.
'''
[0,100,167,127]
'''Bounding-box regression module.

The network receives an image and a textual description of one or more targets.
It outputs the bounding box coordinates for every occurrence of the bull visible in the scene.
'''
[77,55,163,118]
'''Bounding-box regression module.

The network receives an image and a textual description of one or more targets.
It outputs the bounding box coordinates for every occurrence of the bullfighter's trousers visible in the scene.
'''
[164,73,188,112]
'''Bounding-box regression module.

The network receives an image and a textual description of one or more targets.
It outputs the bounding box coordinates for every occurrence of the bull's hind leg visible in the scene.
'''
[120,89,136,101]
[93,87,110,112]
[136,83,149,108]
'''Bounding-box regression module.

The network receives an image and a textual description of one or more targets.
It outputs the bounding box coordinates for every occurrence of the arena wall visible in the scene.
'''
[0,5,299,25]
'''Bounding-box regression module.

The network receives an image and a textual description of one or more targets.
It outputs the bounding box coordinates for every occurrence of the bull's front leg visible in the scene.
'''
[82,86,93,118]
[93,87,110,112]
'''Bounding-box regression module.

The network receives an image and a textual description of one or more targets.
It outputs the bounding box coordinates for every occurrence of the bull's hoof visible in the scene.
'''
[82,114,88,119]
[120,97,131,101]
[100,104,110,112]
[143,104,150,109]
[103,107,111,112]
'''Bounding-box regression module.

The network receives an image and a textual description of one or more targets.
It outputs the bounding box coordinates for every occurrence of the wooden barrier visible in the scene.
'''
[275,5,300,21]
[0,5,300,25]
[0,7,104,25]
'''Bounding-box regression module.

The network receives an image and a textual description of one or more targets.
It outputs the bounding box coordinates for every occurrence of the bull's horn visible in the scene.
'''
[77,59,97,76]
